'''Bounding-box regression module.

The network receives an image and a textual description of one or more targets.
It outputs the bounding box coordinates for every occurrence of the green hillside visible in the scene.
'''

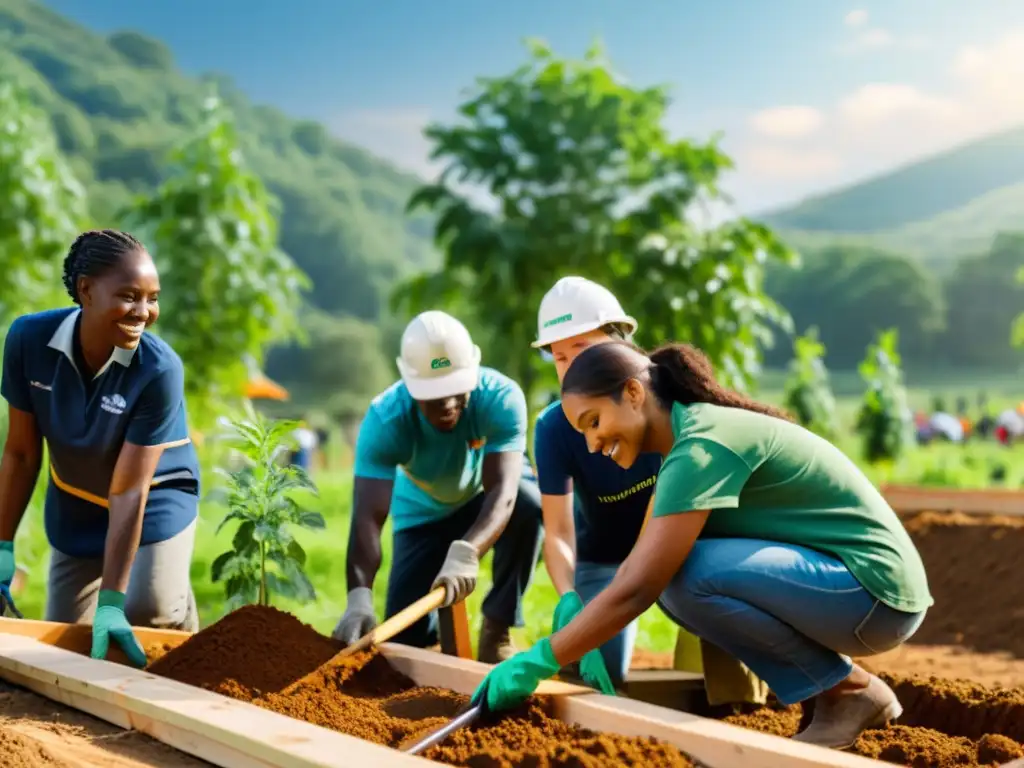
[779,180,1024,270]
[0,0,437,330]
[763,125,1024,233]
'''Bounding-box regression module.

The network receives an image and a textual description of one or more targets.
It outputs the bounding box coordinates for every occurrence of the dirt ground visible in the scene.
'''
[0,680,209,767]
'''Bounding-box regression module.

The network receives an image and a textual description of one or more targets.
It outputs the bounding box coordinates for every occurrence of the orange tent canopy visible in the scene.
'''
[245,375,289,401]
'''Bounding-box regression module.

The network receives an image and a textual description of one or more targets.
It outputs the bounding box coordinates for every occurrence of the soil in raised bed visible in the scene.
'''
[902,511,1024,658]
[722,672,1024,768]
[148,605,697,766]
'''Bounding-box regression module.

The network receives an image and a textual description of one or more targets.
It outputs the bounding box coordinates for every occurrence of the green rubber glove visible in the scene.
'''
[91,590,147,668]
[0,541,14,586]
[472,637,561,712]
[551,591,616,696]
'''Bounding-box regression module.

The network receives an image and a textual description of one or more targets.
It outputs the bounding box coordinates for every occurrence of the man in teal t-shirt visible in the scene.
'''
[333,311,542,663]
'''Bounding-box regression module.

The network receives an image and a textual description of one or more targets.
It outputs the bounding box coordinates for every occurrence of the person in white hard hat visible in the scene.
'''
[530,277,655,689]
[531,277,769,709]
[334,311,543,663]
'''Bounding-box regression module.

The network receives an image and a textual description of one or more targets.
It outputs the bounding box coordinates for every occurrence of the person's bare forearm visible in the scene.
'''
[0,449,41,541]
[463,483,518,555]
[346,509,385,590]
[100,488,147,593]
[543,536,576,596]
[346,478,392,591]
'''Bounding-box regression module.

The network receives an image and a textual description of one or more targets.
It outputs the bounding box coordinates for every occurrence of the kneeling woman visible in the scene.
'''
[0,230,200,667]
[474,340,932,748]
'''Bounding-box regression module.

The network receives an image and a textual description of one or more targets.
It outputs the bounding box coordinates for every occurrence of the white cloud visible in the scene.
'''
[744,146,841,179]
[748,106,824,139]
[837,10,929,55]
[732,28,1024,212]
[844,9,869,28]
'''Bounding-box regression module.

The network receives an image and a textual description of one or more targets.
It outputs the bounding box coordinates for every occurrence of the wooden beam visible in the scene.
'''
[437,600,473,660]
[0,616,192,666]
[378,643,888,767]
[0,634,433,768]
[883,484,1024,516]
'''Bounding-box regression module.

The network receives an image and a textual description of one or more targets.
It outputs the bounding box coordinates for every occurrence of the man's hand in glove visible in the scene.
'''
[332,587,377,646]
[431,540,479,607]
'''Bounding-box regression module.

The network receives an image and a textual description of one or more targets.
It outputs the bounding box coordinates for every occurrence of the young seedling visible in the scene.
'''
[209,401,325,609]
[855,328,915,466]
[783,327,839,441]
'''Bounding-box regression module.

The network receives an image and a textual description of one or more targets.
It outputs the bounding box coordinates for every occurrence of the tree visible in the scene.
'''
[123,95,308,426]
[782,328,839,440]
[764,245,946,369]
[943,233,1024,366]
[394,39,795,408]
[0,79,86,325]
[855,329,915,465]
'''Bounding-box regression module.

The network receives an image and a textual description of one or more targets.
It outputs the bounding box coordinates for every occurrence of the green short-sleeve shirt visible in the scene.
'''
[652,402,932,614]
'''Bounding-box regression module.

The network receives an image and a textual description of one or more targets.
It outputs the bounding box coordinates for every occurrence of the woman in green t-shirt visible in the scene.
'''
[472,340,933,750]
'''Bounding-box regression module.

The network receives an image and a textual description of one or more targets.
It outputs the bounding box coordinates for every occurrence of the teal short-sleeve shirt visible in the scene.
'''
[652,402,933,614]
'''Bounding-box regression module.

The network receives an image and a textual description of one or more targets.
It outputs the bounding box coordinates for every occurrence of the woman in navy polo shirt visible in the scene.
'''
[0,230,201,667]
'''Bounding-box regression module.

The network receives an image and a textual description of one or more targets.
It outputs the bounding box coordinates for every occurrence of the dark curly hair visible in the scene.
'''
[561,339,790,421]
[62,230,145,305]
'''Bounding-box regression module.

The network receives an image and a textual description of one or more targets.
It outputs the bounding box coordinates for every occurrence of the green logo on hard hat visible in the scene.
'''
[543,313,573,329]
[431,357,452,370]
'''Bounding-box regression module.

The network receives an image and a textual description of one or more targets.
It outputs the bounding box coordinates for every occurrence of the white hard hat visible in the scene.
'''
[396,311,482,400]
[532,276,637,348]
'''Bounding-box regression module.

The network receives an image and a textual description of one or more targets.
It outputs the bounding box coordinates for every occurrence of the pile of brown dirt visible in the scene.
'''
[722,672,1024,767]
[902,511,1024,657]
[149,606,697,766]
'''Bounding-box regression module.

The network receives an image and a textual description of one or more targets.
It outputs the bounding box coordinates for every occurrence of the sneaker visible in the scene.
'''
[792,673,903,749]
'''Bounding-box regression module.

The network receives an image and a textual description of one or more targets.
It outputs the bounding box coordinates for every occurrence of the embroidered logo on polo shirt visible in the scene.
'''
[101,394,127,415]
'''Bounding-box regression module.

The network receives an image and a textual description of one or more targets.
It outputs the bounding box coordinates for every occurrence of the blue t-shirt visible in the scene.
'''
[354,367,528,530]
[533,400,661,565]
[1,308,200,558]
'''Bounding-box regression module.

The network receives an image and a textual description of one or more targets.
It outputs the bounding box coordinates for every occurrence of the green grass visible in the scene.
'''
[7,368,1023,656]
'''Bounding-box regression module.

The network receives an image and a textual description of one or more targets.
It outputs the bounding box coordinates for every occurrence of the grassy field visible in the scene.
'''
[6,367,1023,657]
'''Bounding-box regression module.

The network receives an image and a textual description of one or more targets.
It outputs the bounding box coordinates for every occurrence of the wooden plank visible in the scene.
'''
[0,616,193,666]
[0,634,433,768]
[883,484,1024,516]
[378,643,888,767]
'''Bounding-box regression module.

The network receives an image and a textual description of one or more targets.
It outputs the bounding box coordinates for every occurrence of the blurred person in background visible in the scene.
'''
[334,311,542,663]
[0,230,200,668]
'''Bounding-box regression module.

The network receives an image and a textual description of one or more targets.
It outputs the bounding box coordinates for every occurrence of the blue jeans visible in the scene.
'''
[657,538,927,706]
[386,477,543,648]
[575,561,638,685]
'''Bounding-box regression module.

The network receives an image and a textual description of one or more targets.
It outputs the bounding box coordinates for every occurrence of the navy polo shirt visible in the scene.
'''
[533,399,662,565]
[1,308,200,558]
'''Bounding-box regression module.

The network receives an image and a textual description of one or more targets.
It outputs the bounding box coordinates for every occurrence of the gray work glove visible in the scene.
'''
[332,587,377,646]
[431,539,479,608]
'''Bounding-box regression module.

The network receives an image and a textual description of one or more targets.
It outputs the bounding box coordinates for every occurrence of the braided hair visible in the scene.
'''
[62,230,145,305]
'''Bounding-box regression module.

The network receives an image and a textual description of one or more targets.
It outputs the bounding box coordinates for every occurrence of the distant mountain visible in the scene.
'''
[0,0,438,327]
[762,126,1024,234]
[777,181,1024,270]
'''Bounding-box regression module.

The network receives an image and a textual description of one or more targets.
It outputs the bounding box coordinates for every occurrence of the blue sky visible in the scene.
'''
[44,0,1024,214]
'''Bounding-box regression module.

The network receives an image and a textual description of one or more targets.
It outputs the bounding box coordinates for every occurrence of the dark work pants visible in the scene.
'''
[385,477,543,648]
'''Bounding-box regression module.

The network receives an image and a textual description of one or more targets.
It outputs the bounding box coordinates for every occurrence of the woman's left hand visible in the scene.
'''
[472,637,561,712]
[91,590,147,668]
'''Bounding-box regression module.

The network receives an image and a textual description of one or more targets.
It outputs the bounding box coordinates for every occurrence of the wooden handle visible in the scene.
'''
[341,586,447,657]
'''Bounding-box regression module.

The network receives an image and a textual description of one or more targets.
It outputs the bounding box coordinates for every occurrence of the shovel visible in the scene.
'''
[401,682,490,755]
[0,584,24,619]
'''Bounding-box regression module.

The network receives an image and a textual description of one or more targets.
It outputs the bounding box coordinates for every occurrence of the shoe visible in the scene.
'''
[477,617,517,664]
[792,672,903,749]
